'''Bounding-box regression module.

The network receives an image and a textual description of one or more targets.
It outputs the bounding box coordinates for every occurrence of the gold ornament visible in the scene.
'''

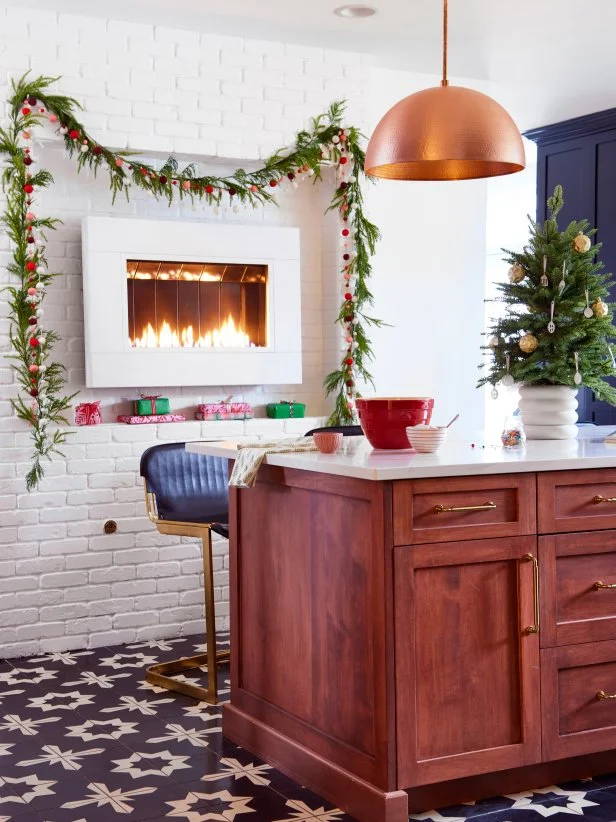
[519,333,538,353]
[508,264,525,283]
[572,231,592,253]
[592,299,609,318]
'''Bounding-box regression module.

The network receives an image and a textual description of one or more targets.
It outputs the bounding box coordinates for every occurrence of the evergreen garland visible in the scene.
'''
[1,73,381,489]
[479,185,616,402]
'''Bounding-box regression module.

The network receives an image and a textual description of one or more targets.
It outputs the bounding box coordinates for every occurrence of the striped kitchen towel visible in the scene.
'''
[229,437,317,488]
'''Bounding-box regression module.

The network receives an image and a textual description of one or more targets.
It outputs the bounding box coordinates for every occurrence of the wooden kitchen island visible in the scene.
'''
[187,432,616,822]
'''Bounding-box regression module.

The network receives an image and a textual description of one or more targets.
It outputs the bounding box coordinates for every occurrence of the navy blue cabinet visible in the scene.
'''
[525,111,616,424]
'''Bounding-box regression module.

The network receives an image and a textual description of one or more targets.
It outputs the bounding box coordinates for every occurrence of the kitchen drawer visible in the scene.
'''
[542,640,616,760]
[540,531,616,647]
[538,469,616,534]
[392,474,536,545]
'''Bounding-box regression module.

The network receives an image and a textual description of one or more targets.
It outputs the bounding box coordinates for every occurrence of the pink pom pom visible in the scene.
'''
[181,180,191,191]
[29,364,39,373]
[49,114,58,123]
[26,211,35,220]
[115,157,124,167]
[27,287,37,296]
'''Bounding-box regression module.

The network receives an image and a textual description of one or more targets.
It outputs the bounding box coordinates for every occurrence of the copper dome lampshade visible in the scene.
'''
[365,0,525,181]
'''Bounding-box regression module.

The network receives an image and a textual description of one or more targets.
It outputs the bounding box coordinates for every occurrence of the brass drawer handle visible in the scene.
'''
[434,501,497,514]
[592,495,616,504]
[597,690,616,700]
[522,553,540,635]
[594,581,616,590]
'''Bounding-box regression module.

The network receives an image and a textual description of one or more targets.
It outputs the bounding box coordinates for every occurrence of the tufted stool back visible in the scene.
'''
[140,442,228,526]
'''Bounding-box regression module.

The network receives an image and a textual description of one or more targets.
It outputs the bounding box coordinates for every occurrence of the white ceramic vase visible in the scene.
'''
[517,385,578,440]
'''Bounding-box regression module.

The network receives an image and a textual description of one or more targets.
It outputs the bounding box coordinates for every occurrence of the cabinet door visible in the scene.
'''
[395,536,541,787]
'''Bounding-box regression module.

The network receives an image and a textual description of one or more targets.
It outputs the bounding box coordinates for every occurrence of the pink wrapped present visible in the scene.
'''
[117,413,186,425]
[75,401,102,426]
[195,400,253,421]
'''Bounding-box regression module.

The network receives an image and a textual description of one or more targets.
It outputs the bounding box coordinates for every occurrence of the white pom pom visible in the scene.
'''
[352,317,360,324]
[35,309,43,317]
[59,126,68,135]
[332,135,340,144]
[39,365,46,373]
[348,175,356,183]
[352,295,358,302]
[36,266,45,275]
[308,168,315,176]
[35,281,45,289]
[80,144,89,153]
[38,336,46,345]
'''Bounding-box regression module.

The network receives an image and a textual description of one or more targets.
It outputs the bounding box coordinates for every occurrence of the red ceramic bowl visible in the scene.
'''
[357,397,434,449]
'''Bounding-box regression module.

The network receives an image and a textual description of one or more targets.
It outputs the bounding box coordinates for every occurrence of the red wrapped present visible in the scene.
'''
[195,400,253,421]
[117,413,186,425]
[75,401,102,426]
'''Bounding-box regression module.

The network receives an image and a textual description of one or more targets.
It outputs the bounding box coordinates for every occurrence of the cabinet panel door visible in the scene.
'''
[395,536,541,787]
[542,640,616,760]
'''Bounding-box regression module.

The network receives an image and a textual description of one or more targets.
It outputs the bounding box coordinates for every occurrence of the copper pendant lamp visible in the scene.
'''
[365,0,525,181]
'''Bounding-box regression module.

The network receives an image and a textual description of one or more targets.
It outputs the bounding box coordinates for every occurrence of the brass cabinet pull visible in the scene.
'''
[597,690,616,700]
[594,581,616,590]
[592,495,616,504]
[434,501,497,514]
[522,553,540,635]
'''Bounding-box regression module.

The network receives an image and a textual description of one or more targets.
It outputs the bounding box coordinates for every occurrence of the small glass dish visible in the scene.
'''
[501,416,526,448]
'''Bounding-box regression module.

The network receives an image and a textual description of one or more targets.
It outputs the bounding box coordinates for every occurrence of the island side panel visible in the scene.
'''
[226,466,395,791]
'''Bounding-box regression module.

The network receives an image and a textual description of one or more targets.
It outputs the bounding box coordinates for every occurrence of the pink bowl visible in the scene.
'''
[313,431,343,454]
[357,397,434,450]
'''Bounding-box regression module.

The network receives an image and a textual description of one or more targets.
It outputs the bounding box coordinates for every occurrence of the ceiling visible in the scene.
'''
[12,0,616,123]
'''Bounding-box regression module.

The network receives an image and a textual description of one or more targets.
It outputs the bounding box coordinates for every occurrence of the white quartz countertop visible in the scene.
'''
[186,426,616,481]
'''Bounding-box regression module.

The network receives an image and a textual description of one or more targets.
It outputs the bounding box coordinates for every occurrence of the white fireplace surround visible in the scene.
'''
[81,216,302,388]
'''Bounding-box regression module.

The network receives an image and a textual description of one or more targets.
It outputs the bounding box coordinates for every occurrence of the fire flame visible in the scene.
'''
[130,315,252,348]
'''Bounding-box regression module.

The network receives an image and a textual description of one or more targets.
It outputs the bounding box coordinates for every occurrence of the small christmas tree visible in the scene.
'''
[478,185,616,402]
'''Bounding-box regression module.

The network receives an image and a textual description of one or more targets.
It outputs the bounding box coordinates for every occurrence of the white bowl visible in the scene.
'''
[406,425,448,453]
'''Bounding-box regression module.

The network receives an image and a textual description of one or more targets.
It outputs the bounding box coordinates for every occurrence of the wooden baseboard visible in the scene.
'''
[406,749,616,812]
[223,704,409,822]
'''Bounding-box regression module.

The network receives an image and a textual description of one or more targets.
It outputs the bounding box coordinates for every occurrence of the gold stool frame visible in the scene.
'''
[143,482,230,703]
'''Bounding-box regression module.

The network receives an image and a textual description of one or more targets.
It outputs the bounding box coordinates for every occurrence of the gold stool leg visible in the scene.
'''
[146,528,229,703]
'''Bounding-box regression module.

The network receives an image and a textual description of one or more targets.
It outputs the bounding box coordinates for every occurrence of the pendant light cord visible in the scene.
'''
[442,0,449,87]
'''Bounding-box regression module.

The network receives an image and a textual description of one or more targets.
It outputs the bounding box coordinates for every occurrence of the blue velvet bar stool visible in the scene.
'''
[140,442,230,704]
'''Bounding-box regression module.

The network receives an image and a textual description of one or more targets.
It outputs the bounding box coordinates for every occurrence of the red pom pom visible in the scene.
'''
[342,228,350,237]
[93,146,103,155]
[27,236,35,244]
[340,181,348,190]
[29,389,38,397]
[205,184,214,194]
[69,129,79,139]
[346,379,354,387]
[339,156,348,165]
[23,184,33,193]
[23,156,32,166]
[344,292,352,301]
[29,338,39,347]
[27,96,36,106]
[228,187,237,196]
[26,261,36,271]
[140,167,148,176]
[28,317,37,325]
[345,314,354,322]
[343,253,350,260]
[22,107,31,116]
[287,172,295,180]
[159,175,168,184]
[345,357,354,366]
[269,180,277,187]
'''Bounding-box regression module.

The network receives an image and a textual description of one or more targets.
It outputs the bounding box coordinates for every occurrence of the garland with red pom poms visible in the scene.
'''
[2,73,381,489]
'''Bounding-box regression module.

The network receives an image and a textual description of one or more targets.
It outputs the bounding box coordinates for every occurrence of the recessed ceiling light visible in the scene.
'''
[333,4,378,18]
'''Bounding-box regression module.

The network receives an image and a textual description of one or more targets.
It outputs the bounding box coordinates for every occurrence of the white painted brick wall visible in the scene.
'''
[0,3,370,658]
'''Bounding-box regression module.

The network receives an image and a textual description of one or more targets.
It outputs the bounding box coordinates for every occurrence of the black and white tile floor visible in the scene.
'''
[1,637,616,821]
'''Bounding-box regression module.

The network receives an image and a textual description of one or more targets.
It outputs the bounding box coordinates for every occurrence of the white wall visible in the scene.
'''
[365,67,488,432]
[0,5,365,657]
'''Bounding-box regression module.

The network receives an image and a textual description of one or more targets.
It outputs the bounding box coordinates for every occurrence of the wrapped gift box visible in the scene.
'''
[75,401,102,426]
[266,401,306,419]
[117,413,185,425]
[195,401,253,421]
[134,395,171,416]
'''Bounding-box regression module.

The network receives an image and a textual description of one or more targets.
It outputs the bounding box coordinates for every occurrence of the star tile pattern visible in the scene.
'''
[1,637,616,821]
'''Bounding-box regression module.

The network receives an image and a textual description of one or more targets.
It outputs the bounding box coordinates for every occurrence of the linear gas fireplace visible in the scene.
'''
[82,217,301,388]
[126,260,268,350]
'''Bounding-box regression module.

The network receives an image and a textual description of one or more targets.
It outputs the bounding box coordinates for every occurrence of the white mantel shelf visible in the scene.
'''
[186,426,616,481]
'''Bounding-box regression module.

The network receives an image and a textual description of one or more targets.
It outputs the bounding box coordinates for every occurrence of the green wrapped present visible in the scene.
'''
[134,395,171,416]
[266,401,306,419]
